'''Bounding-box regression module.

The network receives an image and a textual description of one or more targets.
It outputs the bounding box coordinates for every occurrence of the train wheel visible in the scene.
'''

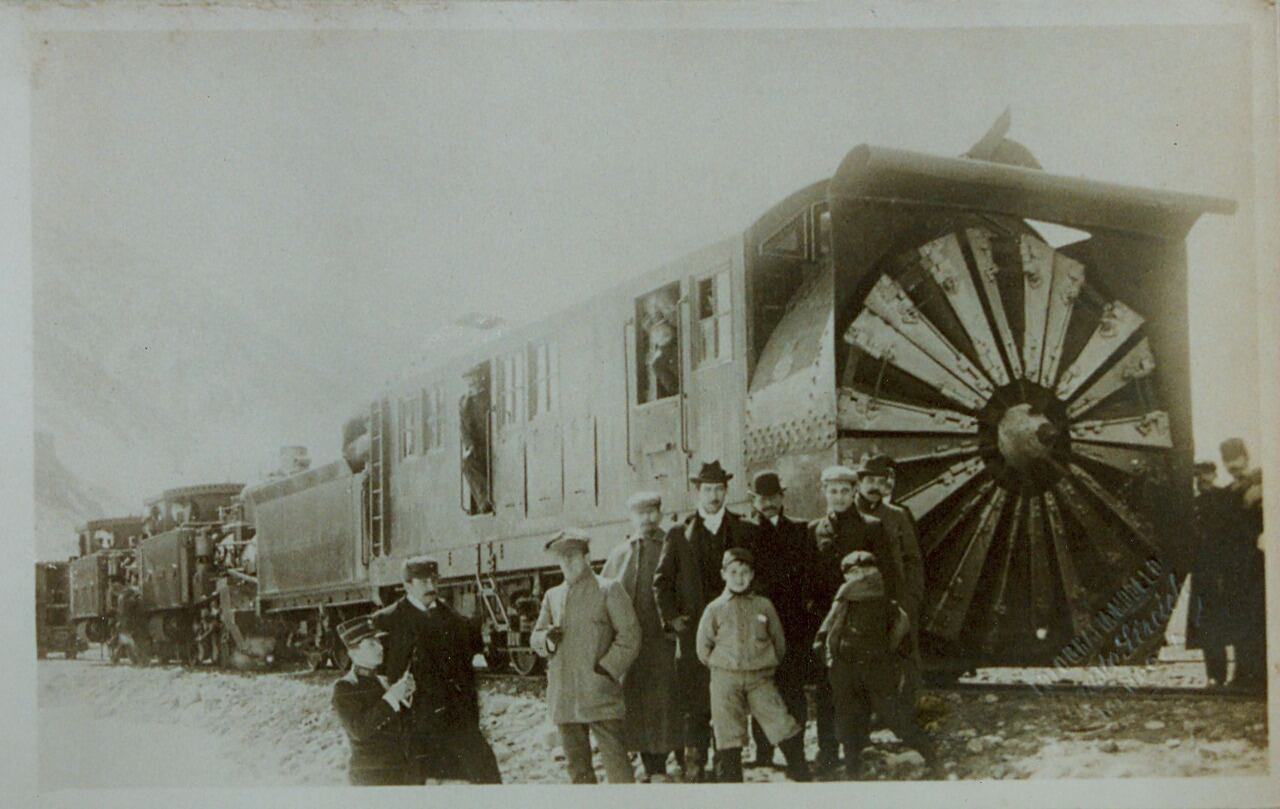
[841,224,1175,662]
[509,649,543,677]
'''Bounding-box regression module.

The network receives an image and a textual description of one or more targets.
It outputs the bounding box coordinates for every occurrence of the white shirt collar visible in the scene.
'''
[406,593,435,613]
[769,514,780,527]
[699,507,725,534]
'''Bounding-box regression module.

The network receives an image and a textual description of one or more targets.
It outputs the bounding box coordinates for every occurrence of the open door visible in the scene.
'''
[627,281,690,501]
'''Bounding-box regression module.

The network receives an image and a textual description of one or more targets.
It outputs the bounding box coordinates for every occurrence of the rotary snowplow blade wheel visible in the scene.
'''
[840,224,1175,664]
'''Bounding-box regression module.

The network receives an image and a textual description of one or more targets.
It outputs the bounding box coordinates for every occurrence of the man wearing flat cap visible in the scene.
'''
[331,616,416,785]
[739,470,816,769]
[653,459,751,781]
[806,463,891,773]
[853,453,925,700]
[532,529,641,783]
[602,492,681,781]
[372,555,501,783]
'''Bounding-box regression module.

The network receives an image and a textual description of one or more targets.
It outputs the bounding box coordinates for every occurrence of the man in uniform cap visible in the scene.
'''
[372,555,502,783]
[740,470,817,769]
[653,459,751,781]
[853,453,925,701]
[806,463,891,774]
[532,529,641,783]
[602,493,681,781]
[331,616,416,785]
[1218,438,1266,693]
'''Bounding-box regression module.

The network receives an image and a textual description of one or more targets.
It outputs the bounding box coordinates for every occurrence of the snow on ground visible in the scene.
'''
[37,652,1269,789]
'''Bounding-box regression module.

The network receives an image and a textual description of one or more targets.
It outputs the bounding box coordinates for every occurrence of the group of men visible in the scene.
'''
[332,452,930,785]
[1188,437,1267,693]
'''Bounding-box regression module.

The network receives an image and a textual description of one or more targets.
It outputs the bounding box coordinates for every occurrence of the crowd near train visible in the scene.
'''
[33,121,1266,782]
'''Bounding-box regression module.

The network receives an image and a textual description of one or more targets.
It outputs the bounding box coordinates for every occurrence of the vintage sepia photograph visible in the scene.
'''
[3,1,1276,805]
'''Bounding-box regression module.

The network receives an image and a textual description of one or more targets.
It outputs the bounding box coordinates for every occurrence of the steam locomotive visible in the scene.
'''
[48,120,1236,678]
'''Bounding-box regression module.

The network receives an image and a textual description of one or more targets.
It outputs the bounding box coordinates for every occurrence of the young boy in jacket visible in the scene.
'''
[813,551,937,780]
[695,547,810,782]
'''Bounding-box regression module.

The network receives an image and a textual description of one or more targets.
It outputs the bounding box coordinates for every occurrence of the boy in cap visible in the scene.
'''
[532,529,641,783]
[695,547,810,782]
[330,616,416,785]
[601,492,681,781]
[373,555,501,783]
[813,551,936,780]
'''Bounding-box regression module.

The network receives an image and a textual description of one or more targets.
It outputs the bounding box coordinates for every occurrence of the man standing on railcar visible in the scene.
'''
[739,470,816,770]
[854,454,925,700]
[372,556,502,784]
[653,460,751,782]
[532,529,641,783]
[807,465,890,774]
[601,492,682,781]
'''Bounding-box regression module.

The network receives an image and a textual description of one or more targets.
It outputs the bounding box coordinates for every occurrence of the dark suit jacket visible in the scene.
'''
[807,508,889,618]
[857,498,925,624]
[652,509,750,661]
[742,511,817,683]
[372,597,484,734]
[331,669,413,785]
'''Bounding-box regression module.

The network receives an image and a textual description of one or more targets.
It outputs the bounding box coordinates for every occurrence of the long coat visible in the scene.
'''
[653,510,750,716]
[602,530,681,752]
[741,511,817,686]
[331,669,414,785]
[807,508,888,624]
[531,572,640,725]
[371,597,484,734]
[856,498,925,624]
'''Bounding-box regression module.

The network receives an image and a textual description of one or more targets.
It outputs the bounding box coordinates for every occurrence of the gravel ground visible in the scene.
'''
[37,651,1269,789]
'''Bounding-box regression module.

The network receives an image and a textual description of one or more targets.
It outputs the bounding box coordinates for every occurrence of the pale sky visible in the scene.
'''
[32,24,1263,506]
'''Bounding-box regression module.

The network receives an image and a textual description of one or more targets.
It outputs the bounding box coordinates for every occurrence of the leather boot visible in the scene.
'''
[748,741,774,769]
[681,746,705,783]
[777,734,811,782]
[715,747,744,783]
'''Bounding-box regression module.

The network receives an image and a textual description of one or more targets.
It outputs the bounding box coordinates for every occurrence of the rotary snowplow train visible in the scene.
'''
[43,119,1235,679]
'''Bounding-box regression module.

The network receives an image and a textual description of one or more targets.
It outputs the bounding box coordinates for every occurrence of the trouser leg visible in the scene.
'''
[830,663,871,759]
[813,675,839,767]
[749,716,773,766]
[591,720,635,783]
[559,723,597,784]
[640,751,669,780]
[450,725,502,784]
[1203,640,1229,684]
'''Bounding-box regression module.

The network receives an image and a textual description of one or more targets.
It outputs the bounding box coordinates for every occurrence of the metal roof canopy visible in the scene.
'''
[75,515,146,533]
[145,483,245,504]
[828,145,1236,240]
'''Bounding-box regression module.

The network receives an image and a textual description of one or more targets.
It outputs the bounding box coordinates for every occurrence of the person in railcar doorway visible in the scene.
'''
[372,556,502,784]
[740,470,817,770]
[601,492,682,782]
[1219,438,1267,694]
[853,454,925,701]
[532,529,641,784]
[807,464,889,774]
[330,616,416,786]
[460,368,492,513]
[653,460,751,782]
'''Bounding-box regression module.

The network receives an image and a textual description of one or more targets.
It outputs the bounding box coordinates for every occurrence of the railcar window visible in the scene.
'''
[399,395,420,458]
[496,351,526,427]
[635,282,680,404]
[421,385,445,452]
[695,270,732,367]
[527,340,558,420]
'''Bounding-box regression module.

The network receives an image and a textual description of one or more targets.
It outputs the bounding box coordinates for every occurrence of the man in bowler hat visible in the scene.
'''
[740,470,816,769]
[331,616,417,785]
[372,555,502,783]
[653,459,750,781]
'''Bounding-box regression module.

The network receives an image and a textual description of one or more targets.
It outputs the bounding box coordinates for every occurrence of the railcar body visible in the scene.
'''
[35,561,81,659]
[249,131,1232,674]
[68,516,145,647]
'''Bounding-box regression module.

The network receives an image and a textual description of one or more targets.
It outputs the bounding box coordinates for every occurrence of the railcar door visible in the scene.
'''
[627,280,690,501]
[684,261,744,473]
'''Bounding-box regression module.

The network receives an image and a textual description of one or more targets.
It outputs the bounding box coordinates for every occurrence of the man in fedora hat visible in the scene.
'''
[653,459,750,781]
[807,464,890,774]
[602,492,682,781]
[532,529,641,783]
[331,615,416,785]
[740,470,816,770]
[854,453,925,699]
[372,555,501,783]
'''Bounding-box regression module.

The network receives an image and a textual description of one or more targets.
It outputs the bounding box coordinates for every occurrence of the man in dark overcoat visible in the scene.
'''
[854,454,925,699]
[740,470,816,769]
[1187,460,1231,687]
[372,556,502,784]
[653,460,750,782]
[330,615,416,785]
[1220,438,1266,694]
[601,491,682,781]
[806,464,888,774]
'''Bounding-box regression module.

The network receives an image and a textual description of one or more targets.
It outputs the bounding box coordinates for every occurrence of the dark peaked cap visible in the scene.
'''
[402,555,439,581]
[337,616,387,650]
